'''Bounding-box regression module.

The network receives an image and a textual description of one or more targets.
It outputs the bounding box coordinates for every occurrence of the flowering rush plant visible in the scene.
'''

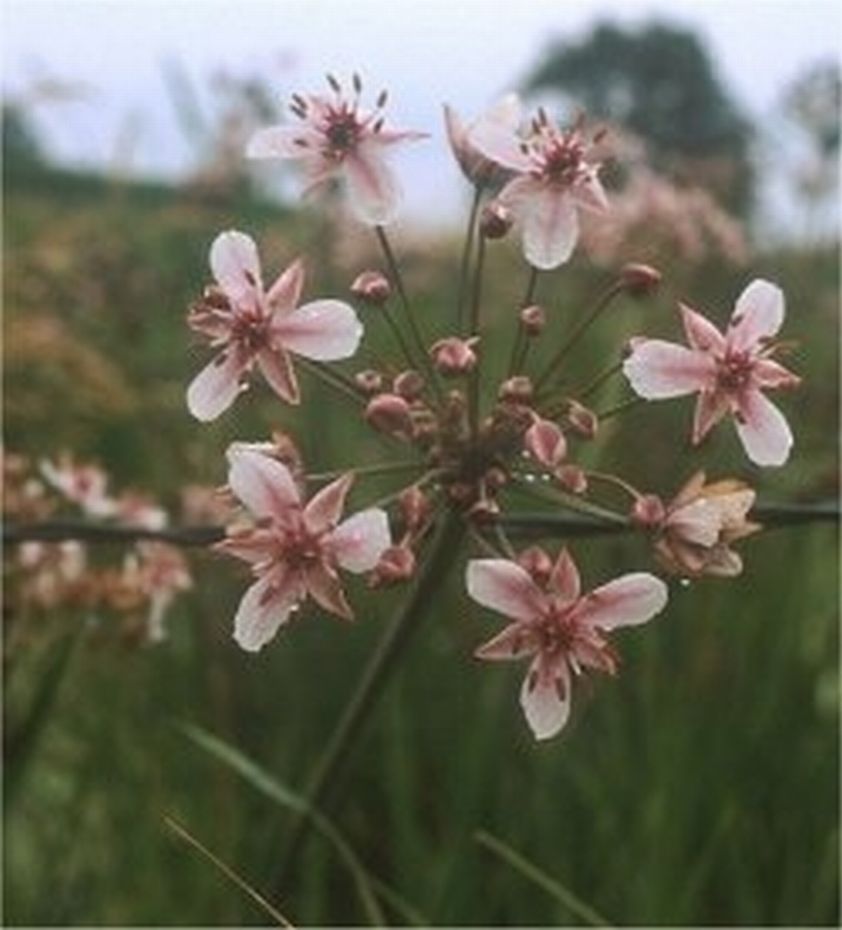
[185,74,801,742]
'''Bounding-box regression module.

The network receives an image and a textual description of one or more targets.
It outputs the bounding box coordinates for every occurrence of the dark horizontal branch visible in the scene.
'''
[3,500,838,548]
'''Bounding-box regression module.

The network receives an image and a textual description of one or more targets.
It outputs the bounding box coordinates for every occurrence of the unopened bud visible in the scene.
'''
[498,376,534,404]
[350,270,392,305]
[519,304,546,336]
[566,400,599,439]
[620,263,662,298]
[525,417,567,468]
[355,369,384,395]
[364,393,413,438]
[485,466,508,490]
[430,337,478,376]
[630,494,666,528]
[517,546,553,585]
[369,545,416,587]
[399,485,431,531]
[555,464,588,494]
[393,370,426,401]
[479,202,512,239]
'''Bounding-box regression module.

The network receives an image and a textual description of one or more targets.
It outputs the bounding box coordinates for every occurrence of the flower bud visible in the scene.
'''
[479,202,512,239]
[364,394,413,438]
[355,369,384,395]
[555,464,588,494]
[484,466,508,490]
[519,304,546,336]
[619,263,662,298]
[369,545,416,587]
[399,485,431,531]
[630,494,666,528]
[393,369,426,401]
[566,400,599,439]
[468,496,499,524]
[498,375,533,404]
[350,270,392,305]
[430,337,478,376]
[517,546,553,586]
[524,417,567,468]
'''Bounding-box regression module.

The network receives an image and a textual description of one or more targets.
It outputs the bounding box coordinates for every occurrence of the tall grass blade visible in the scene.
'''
[475,829,612,927]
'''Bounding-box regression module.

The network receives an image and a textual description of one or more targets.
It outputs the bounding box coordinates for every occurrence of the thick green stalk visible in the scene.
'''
[273,513,464,896]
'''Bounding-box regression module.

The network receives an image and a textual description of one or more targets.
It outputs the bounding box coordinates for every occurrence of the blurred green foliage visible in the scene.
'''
[3,161,839,926]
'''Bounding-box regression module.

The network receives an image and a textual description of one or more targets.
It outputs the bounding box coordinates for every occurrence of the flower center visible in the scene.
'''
[231,310,269,353]
[324,108,361,157]
[717,351,754,391]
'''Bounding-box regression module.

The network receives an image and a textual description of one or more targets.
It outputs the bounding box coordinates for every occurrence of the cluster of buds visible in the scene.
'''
[178,75,801,740]
[4,451,194,645]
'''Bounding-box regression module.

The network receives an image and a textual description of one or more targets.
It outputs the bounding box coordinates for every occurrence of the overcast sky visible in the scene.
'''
[4,0,841,227]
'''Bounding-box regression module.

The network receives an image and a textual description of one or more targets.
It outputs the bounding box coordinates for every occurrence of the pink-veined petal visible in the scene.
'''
[465,559,546,623]
[304,473,354,535]
[680,303,726,353]
[550,548,581,602]
[521,187,579,270]
[704,544,744,577]
[215,528,277,565]
[520,656,571,740]
[210,231,262,307]
[665,500,723,547]
[623,340,716,399]
[343,145,400,225]
[227,448,301,519]
[233,567,303,652]
[572,170,608,213]
[274,300,363,361]
[258,349,299,404]
[474,621,539,662]
[368,127,429,146]
[727,279,785,353]
[246,125,319,159]
[734,389,793,467]
[266,258,305,316]
[469,114,530,172]
[305,562,353,620]
[329,508,391,574]
[692,389,731,444]
[752,358,801,390]
[578,573,668,631]
[186,350,247,422]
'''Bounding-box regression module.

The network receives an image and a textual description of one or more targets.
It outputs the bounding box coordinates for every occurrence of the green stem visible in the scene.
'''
[298,358,364,406]
[507,266,539,377]
[305,460,427,483]
[597,395,645,420]
[510,475,629,526]
[534,282,623,394]
[381,301,419,372]
[273,514,464,893]
[574,358,625,401]
[374,225,442,400]
[468,233,488,439]
[457,185,484,333]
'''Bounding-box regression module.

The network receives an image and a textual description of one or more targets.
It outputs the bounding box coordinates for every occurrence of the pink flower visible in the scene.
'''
[135,542,193,642]
[469,105,608,269]
[187,231,362,421]
[443,95,521,186]
[247,76,426,225]
[39,455,115,518]
[218,447,391,652]
[467,549,667,739]
[623,280,801,466]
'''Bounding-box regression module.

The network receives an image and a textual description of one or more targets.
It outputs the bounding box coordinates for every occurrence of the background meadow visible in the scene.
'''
[3,1,840,925]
